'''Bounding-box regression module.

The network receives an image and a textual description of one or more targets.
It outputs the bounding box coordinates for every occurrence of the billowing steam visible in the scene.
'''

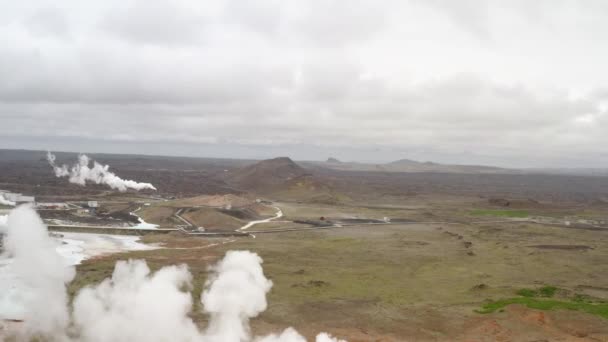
[0,214,7,233]
[72,260,201,342]
[0,206,75,340]
[47,152,157,192]
[0,206,346,342]
[0,194,15,206]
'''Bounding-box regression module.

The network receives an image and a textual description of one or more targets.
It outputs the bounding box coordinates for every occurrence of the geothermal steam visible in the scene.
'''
[0,214,7,233]
[0,206,346,342]
[47,152,156,192]
[0,206,75,339]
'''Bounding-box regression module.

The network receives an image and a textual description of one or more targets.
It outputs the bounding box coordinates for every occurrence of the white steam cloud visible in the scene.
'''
[47,152,157,192]
[0,206,346,342]
[0,214,7,234]
[203,250,273,341]
[0,194,15,206]
[0,206,75,340]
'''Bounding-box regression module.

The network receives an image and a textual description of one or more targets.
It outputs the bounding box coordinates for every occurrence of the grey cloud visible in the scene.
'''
[100,0,206,46]
[225,0,388,46]
[225,0,283,36]
[0,48,291,104]
[421,0,491,41]
[23,7,70,38]
[1,0,608,167]
[0,75,600,144]
[287,1,387,46]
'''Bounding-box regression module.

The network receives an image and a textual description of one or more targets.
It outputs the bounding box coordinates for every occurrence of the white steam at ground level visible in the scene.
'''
[0,206,346,342]
[47,152,157,192]
[0,206,75,339]
[0,215,7,232]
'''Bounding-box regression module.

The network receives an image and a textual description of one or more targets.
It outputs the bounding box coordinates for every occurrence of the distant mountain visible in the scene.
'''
[326,157,341,163]
[227,157,311,190]
[383,158,510,173]
[303,158,516,174]
[387,159,420,166]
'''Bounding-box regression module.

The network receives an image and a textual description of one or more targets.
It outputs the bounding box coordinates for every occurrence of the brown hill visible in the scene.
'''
[227,157,311,191]
[226,157,350,203]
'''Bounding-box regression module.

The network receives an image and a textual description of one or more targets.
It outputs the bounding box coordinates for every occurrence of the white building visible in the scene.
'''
[2,192,35,204]
[17,196,35,204]
[3,193,20,202]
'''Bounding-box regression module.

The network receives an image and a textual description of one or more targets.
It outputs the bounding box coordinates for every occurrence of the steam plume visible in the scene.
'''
[47,152,157,192]
[0,214,7,233]
[202,250,273,341]
[0,205,75,340]
[0,207,346,342]
[0,194,15,206]
[72,260,202,342]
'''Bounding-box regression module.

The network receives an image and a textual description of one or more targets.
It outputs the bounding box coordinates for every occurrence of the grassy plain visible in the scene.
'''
[69,198,608,340]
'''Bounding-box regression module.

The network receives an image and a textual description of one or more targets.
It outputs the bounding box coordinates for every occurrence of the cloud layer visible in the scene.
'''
[1,1,608,167]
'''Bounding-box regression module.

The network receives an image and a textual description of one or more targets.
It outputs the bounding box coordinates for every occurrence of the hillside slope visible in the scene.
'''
[227,157,311,191]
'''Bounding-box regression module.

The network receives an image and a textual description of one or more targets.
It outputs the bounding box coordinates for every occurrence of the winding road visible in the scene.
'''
[238,206,283,231]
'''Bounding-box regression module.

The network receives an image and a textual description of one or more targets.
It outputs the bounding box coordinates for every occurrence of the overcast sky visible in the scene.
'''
[1,0,608,167]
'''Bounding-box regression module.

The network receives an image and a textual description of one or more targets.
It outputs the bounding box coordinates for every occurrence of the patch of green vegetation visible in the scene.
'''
[470,209,529,218]
[516,288,537,297]
[538,285,558,297]
[516,285,558,298]
[479,285,608,319]
[573,293,593,303]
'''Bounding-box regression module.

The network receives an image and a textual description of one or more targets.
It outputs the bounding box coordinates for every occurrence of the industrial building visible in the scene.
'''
[0,190,35,205]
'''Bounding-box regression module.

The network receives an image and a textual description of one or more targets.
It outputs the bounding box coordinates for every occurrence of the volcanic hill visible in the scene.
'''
[227,157,311,191]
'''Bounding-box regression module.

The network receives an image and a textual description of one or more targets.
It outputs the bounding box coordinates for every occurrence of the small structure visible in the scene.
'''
[17,196,35,204]
[2,192,35,204]
[36,202,69,210]
[76,208,91,215]
[2,192,20,202]
[86,201,98,214]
